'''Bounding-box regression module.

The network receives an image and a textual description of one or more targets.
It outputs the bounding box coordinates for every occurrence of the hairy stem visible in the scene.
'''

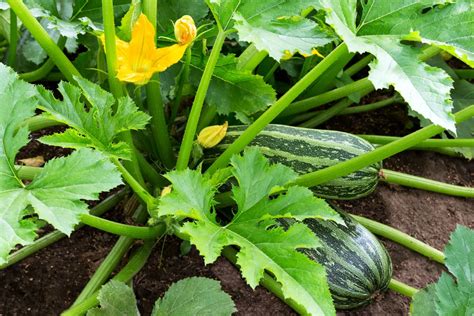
[206,44,351,174]
[350,214,445,264]
[380,169,474,198]
[176,30,226,170]
[7,0,81,82]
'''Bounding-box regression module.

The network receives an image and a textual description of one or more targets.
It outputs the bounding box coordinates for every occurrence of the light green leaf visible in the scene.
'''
[87,280,140,316]
[189,55,276,123]
[358,0,474,67]
[156,0,209,35]
[206,0,241,31]
[37,77,150,159]
[0,65,123,263]
[410,284,438,316]
[156,148,339,315]
[233,1,334,60]
[152,277,236,316]
[448,80,474,159]
[410,225,474,315]
[321,0,456,132]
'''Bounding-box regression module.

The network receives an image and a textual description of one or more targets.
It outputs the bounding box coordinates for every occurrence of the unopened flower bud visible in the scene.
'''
[160,185,172,197]
[197,122,228,148]
[174,15,196,45]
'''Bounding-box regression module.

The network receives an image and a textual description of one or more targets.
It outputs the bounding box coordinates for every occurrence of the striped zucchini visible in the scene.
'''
[280,211,392,309]
[207,124,381,199]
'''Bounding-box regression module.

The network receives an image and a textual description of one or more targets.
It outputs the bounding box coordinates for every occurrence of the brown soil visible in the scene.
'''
[0,101,473,316]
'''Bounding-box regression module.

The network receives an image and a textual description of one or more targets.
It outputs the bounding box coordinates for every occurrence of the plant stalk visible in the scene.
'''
[293,104,474,188]
[19,37,68,82]
[7,9,17,67]
[7,0,81,82]
[350,214,445,264]
[206,44,351,174]
[64,239,157,314]
[81,214,164,239]
[237,43,268,72]
[389,279,418,298]
[360,135,474,148]
[176,30,226,170]
[380,169,474,198]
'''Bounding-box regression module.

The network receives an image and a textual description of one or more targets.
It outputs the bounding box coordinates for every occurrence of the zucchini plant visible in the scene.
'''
[0,0,473,315]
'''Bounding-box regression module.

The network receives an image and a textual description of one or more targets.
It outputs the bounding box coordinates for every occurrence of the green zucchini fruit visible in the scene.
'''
[280,211,392,309]
[206,124,381,199]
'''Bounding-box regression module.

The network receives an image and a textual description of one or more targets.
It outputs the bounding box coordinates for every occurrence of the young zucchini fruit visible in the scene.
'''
[280,211,392,309]
[206,124,381,199]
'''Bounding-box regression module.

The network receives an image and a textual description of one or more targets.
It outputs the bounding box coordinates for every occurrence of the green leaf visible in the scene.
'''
[233,1,334,60]
[410,284,438,316]
[0,65,123,264]
[358,0,474,68]
[152,277,236,316]
[37,77,150,159]
[156,148,340,315]
[206,0,240,31]
[410,225,474,315]
[87,280,140,316]
[75,0,131,24]
[321,0,456,133]
[448,80,474,159]
[156,0,209,35]
[189,55,276,123]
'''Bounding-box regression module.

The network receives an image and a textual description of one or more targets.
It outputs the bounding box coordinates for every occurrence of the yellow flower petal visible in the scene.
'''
[174,15,196,45]
[197,121,228,148]
[101,13,192,85]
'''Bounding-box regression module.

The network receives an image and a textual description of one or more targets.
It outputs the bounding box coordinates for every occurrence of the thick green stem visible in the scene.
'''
[64,239,157,314]
[101,0,124,97]
[0,191,126,270]
[136,154,168,187]
[389,279,418,298]
[344,54,373,77]
[170,47,192,126]
[197,105,217,131]
[20,37,67,82]
[81,214,164,239]
[454,69,474,80]
[360,135,474,148]
[7,0,81,82]
[291,95,401,124]
[237,43,268,72]
[206,44,351,174]
[350,214,445,264]
[300,98,352,128]
[111,157,155,208]
[147,76,175,168]
[176,30,226,170]
[294,104,474,188]
[7,9,17,67]
[381,169,474,198]
[142,0,157,26]
[282,77,372,117]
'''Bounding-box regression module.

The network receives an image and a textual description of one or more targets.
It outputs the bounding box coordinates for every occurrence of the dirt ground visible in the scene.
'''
[0,102,473,315]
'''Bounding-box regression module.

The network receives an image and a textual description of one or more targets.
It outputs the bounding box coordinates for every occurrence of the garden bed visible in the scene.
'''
[1,104,472,315]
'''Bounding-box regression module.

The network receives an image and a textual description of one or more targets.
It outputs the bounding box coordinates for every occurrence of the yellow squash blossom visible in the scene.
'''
[102,13,196,85]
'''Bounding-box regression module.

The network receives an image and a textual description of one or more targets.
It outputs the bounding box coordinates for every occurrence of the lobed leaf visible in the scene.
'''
[37,77,150,160]
[156,148,340,315]
[321,0,456,133]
